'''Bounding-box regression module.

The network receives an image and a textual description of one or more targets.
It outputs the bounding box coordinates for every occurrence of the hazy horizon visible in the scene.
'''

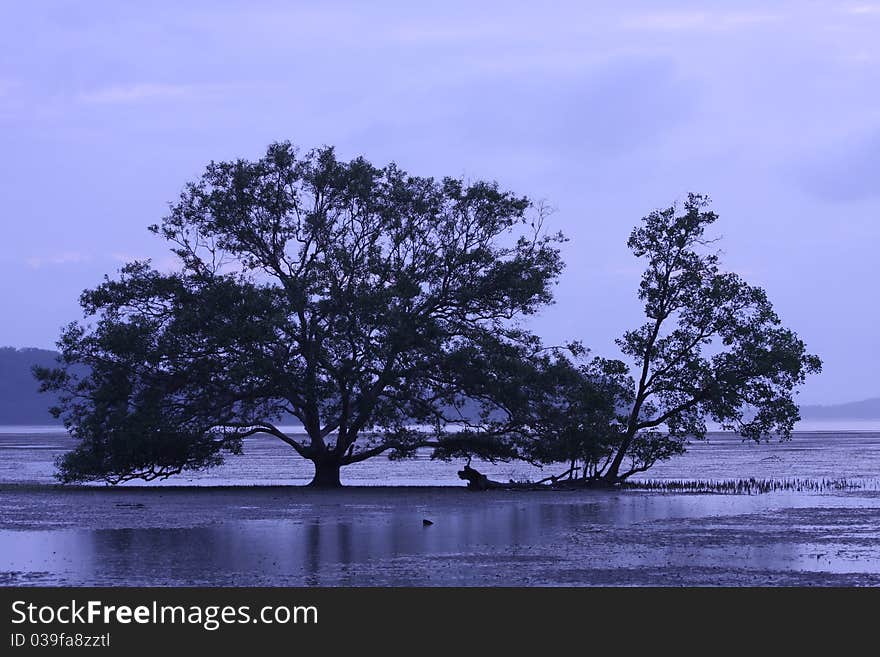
[2,2,879,404]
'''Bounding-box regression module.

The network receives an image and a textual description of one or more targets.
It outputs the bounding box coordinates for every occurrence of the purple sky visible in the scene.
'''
[1,1,878,404]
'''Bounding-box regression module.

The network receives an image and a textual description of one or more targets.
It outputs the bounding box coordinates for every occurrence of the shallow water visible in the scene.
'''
[3,428,880,487]
[2,429,880,586]
[3,487,880,586]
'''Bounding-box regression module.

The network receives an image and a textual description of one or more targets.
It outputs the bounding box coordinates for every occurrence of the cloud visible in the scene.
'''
[452,56,694,158]
[622,10,780,32]
[0,79,27,119]
[845,4,880,15]
[111,252,143,263]
[0,79,20,97]
[109,254,179,274]
[25,252,91,269]
[77,83,211,104]
[390,22,526,44]
[798,130,880,202]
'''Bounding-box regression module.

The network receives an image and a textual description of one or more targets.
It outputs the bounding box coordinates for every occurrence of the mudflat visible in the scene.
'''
[3,484,880,586]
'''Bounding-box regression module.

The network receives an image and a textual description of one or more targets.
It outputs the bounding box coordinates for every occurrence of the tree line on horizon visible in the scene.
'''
[35,142,821,487]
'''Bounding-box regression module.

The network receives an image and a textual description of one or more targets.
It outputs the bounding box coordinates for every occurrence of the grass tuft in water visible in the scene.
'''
[622,477,873,494]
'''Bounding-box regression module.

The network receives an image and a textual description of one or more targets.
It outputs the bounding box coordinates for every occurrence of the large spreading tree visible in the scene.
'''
[37,142,565,486]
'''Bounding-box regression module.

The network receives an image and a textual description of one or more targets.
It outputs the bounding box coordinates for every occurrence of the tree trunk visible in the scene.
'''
[603,457,623,484]
[603,435,633,484]
[309,458,342,488]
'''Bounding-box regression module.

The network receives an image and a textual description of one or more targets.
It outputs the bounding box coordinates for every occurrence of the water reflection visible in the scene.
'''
[5,428,880,585]
[4,491,879,585]
[2,501,601,584]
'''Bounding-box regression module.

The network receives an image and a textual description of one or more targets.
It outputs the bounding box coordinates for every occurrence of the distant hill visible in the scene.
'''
[799,398,880,420]
[2,345,880,425]
[0,347,63,425]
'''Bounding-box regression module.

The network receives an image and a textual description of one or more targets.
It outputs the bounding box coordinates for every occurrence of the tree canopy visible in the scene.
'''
[598,193,822,482]
[36,142,565,486]
[36,144,821,488]
[449,194,822,487]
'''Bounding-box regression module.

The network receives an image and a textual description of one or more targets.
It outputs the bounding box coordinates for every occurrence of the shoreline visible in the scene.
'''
[0,482,499,494]
[2,474,875,495]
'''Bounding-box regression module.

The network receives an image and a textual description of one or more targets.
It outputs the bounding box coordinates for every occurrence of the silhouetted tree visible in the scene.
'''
[433,341,633,482]
[461,195,823,489]
[515,355,632,481]
[599,194,822,483]
[36,142,564,486]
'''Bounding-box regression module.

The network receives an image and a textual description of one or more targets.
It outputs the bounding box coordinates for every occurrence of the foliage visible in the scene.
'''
[36,143,565,485]
[599,193,822,482]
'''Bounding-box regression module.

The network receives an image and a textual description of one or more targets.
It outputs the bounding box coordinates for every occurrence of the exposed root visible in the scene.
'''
[458,464,875,495]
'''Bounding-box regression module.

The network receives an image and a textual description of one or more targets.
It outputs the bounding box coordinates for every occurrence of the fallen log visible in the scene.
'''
[457,464,617,491]
[457,464,506,490]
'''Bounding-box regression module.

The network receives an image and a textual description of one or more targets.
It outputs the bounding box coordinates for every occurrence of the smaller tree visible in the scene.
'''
[597,194,821,483]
